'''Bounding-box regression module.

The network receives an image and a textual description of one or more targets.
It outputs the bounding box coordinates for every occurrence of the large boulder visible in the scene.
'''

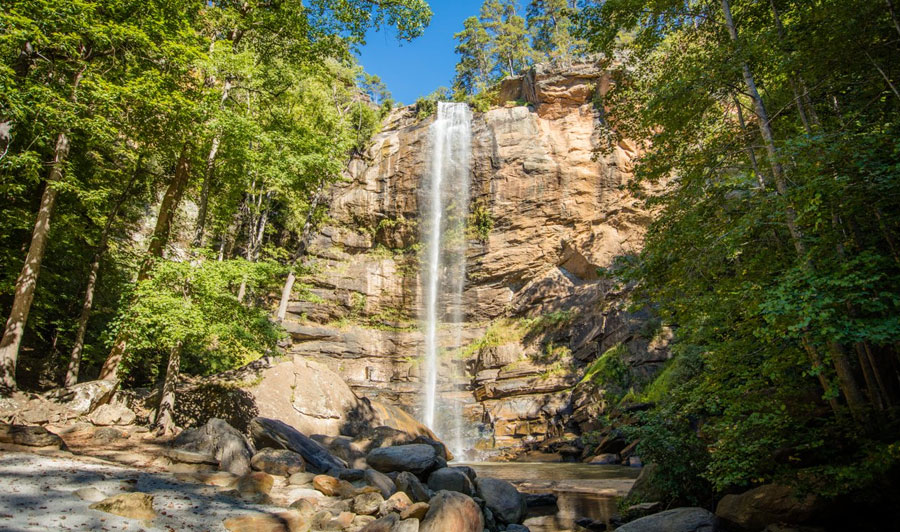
[716,484,823,531]
[89,493,155,521]
[419,491,484,532]
[616,507,718,532]
[249,417,346,473]
[395,471,431,503]
[366,444,438,476]
[250,448,306,477]
[172,418,254,476]
[89,403,136,426]
[0,423,64,448]
[474,477,527,525]
[427,467,474,496]
[46,379,117,415]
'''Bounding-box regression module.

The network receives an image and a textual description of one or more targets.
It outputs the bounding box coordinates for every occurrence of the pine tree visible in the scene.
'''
[453,16,494,97]
[526,0,585,62]
[481,0,535,78]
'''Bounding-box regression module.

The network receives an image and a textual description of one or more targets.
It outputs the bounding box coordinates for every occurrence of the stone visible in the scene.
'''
[311,511,343,531]
[313,475,341,496]
[628,456,643,467]
[360,514,399,532]
[48,379,117,414]
[172,417,255,476]
[74,487,106,502]
[89,403,136,426]
[164,448,218,464]
[628,501,663,515]
[289,498,317,516]
[352,515,378,529]
[365,467,397,498]
[393,519,419,532]
[379,491,413,516]
[0,423,63,448]
[337,511,356,528]
[223,511,309,532]
[474,477,527,524]
[615,507,718,532]
[366,444,437,476]
[354,492,385,515]
[716,484,823,531]
[290,472,317,485]
[249,417,346,473]
[627,463,665,502]
[524,493,557,507]
[89,492,155,521]
[418,490,484,532]
[394,471,431,503]
[238,471,275,496]
[251,448,306,477]
[506,525,531,532]
[426,467,474,496]
[588,453,619,465]
[93,426,127,443]
[400,502,429,520]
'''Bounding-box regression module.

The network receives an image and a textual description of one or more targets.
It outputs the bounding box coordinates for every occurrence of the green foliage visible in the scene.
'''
[582,343,629,391]
[467,201,494,241]
[579,0,900,506]
[526,0,585,62]
[117,259,284,383]
[415,87,451,119]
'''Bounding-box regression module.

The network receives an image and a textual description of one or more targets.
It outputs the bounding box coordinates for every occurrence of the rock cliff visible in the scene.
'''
[283,59,669,457]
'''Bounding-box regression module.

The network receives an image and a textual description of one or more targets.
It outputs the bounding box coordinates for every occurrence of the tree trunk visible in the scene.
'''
[276,182,326,322]
[0,132,70,392]
[732,95,766,188]
[154,340,182,436]
[886,0,900,40]
[721,0,869,421]
[99,144,192,380]
[193,80,231,247]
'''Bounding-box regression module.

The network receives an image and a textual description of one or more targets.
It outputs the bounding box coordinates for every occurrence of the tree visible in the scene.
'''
[481,0,535,77]
[453,17,494,97]
[526,0,585,62]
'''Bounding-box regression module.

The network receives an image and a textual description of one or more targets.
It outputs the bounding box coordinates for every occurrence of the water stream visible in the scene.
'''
[421,102,472,457]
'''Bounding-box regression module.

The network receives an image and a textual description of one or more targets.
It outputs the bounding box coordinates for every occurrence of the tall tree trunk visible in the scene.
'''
[65,159,141,386]
[99,144,192,380]
[732,95,766,188]
[154,340,182,436]
[0,132,70,392]
[721,0,869,421]
[193,80,231,247]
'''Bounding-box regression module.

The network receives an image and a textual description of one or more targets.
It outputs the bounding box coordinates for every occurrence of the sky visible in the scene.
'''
[355,0,486,105]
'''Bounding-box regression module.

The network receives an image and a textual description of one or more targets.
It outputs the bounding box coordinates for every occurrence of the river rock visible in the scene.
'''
[0,423,63,448]
[401,502,429,520]
[395,471,431,502]
[616,507,718,532]
[426,467,474,496]
[419,490,484,532]
[89,493,155,521]
[394,519,420,532]
[474,477,527,524]
[238,472,275,496]
[74,487,106,502]
[354,492,385,515]
[366,444,437,476]
[365,467,397,498]
[47,379,117,415]
[89,403,135,426]
[251,448,306,477]
[172,417,254,475]
[588,453,619,465]
[312,474,342,496]
[716,484,823,531]
[361,513,399,532]
[249,417,346,473]
[379,491,413,516]
[223,510,308,532]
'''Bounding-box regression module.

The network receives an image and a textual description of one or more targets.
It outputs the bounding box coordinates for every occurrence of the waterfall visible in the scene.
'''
[421,102,472,457]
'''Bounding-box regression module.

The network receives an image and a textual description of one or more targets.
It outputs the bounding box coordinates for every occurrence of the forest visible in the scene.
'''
[1,0,899,527]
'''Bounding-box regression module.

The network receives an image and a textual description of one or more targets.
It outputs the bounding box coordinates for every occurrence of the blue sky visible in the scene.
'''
[356,0,486,105]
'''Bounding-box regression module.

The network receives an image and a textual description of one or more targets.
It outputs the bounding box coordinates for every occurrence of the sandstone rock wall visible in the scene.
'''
[284,59,669,456]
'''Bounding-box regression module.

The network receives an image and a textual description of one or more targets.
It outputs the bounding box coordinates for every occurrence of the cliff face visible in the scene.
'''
[284,60,669,457]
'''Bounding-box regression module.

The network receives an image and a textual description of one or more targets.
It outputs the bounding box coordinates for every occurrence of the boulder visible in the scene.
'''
[164,448,218,465]
[47,379,117,414]
[74,487,106,502]
[172,417,254,475]
[616,507,718,532]
[289,472,317,486]
[312,475,341,496]
[238,472,275,496]
[394,519,420,532]
[93,426,127,443]
[89,403,136,426]
[355,492,385,515]
[89,493,155,521]
[361,514,399,532]
[366,444,437,476]
[0,423,63,448]
[394,471,431,503]
[365,467,397,498]
[249,417,346,473]
[223,510,308,532]
[401,502,429,520]
[379,491,413,516]
[474,477,527,524]
[419,491,484,532]
[716,484,823,531]
[426,467,474,496]
[251,448,306,477]
[627,463,665,502]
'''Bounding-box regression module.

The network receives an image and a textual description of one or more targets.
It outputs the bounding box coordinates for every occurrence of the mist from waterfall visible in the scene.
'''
[421,102,471,458]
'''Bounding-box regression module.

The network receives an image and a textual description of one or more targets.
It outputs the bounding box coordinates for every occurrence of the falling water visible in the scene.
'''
[421,102,472,456]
